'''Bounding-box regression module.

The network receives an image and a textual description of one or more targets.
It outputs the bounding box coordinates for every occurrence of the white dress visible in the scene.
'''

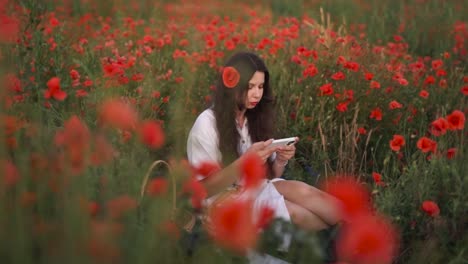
[187,109,291,263]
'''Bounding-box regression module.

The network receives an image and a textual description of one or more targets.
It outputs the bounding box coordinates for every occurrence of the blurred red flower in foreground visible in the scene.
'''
[421,200,440,217]
[240,152,266,190]
[336,214,399,264]
[2,159,20,187]
[0,12,20,43]
[54,115,90,174]
[45,77,67,101]
[194,161,222,178]
[321,176,371,220]
[209,198,257,254]
[389,134,405,152]
[98,99,139,130]
[446,110,465,130]
[256,205,275,230]
[106,195,137,219]
[138,120,165,149]
[146,178,168,197]
[182,177,207,209]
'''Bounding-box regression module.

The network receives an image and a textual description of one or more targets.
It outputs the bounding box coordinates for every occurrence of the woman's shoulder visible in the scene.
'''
[191,108,217,132]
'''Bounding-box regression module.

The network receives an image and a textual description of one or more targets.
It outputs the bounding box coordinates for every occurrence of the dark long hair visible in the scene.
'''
[213,52,276,172]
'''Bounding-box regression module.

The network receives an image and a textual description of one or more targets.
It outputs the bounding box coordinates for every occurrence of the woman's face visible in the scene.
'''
[244,71,265,109]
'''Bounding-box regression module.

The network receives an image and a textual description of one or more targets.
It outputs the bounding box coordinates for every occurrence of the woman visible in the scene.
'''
[187,51,342,232]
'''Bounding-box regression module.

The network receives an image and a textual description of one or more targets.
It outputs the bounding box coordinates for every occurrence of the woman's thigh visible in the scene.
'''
[273,180,342,224]
[283,200,328,231]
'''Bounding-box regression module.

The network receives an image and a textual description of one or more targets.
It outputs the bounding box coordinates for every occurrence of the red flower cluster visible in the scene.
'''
[421,200,440,217]
[322,176,399,264]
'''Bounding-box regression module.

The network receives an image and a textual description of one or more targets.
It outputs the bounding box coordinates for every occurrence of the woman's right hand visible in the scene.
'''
[245,139,279,163]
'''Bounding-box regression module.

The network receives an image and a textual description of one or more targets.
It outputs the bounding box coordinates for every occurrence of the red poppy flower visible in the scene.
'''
[370,108,382,121]
[370,80,380,89]
[446,148,457,159]
[106,195,137,219]
[146,178,168,197]
[321,176,371,221]
[209,198,257,254]
[419,90,429,99]
[240,152,266,190]
[421,200,440,217]
[372,172,384,186]
[319,83,334,96]
[98,99,139,131]
[256,205,275,230]
[389,135,405,152]
[446,110,465,130]
[416,137,437,153]
[389,100,403,110]
[331,71,345,80]
[461,85,468,95]
[222,66,240,88]
[195,161,221,178]
[430,118,448,136]
[45,77,67,101]
[364,72,374,81]
[2,159,20,187]
[182,178,207,209]
[138,120,165,149]
[336,102,348,112]
[336,214,399,264]
[0,14,20,43]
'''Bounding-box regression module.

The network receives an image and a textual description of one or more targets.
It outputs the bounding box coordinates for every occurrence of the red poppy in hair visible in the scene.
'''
[222,66,240,88]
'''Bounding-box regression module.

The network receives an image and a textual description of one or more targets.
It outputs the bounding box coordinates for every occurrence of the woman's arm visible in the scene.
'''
[272,158,288,178]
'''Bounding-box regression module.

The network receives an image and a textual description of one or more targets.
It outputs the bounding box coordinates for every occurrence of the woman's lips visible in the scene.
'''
[250,102,258,106]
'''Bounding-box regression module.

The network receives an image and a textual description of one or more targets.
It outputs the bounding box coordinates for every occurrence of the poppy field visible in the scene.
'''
[0,0,467,263]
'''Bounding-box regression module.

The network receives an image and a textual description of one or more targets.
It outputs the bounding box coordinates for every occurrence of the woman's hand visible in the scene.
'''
[245,139,279,163]
[275,137,299,165]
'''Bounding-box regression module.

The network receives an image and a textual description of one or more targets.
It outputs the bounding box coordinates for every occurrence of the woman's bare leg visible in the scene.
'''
[284,200,328,231]
[274,180,342,225]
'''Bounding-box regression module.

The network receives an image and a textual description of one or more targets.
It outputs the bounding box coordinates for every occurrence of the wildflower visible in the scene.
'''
[195,161,222,178]
[336,214,399,264]
[138,120,165,149]
[322,176,371,221]
[419,90,429,99]
[389,135,405,152]
[98,99,139,130]
[147,178,168,197]
[182,178,207,209]
[44,77,67,101]
[421,200,440,217]
[389,100,403,110]
[372,172,384,186]
[106,195,137,219]
[446,148,457,159]
[331,71,346,80]
[429,118,448,136]
[369,107,382,121]
[446,110,465,130]
[319,83,334,96]
[240,152,266,190]
[416,137,437,153]
[209,198,257,254]
[222,67,240,88]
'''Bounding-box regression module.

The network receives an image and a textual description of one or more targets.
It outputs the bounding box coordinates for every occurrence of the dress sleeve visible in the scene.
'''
[187,112,221,180]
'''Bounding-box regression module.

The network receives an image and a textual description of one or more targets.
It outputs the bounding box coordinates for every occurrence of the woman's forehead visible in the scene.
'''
[249,71,265,84]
